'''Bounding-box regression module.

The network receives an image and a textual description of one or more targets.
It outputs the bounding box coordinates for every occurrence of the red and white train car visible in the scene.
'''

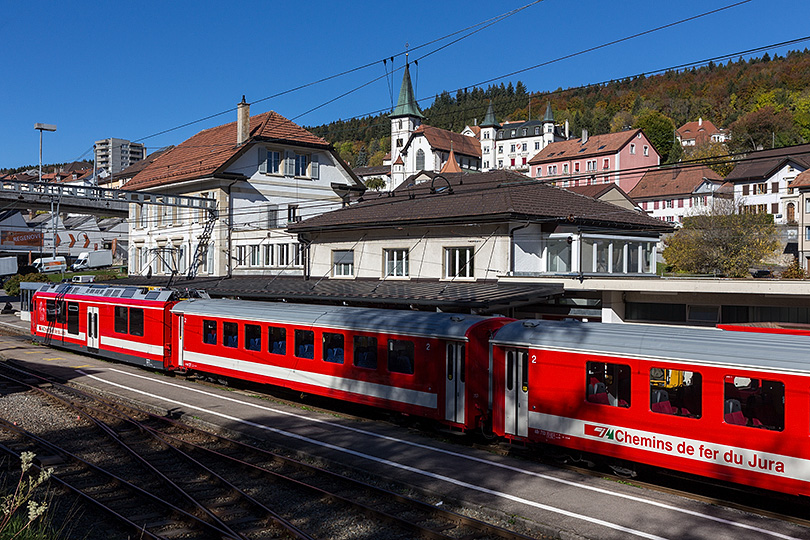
[490,320,810,496]
[30,283,180,370]
[170,298,510,431]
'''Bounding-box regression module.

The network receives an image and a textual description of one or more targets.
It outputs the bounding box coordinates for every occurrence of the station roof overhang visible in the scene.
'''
[109,275,563,314]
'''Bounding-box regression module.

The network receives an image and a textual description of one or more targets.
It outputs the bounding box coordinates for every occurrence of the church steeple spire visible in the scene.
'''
[391,62,423,119]
[481,100,499,128]
[543,101,554,122]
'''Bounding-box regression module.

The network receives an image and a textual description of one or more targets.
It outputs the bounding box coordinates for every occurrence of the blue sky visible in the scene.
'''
[2,0,809,169]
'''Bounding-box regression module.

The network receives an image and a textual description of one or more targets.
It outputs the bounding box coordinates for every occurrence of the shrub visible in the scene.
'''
[780,258,807,279]
[3,274,50,298]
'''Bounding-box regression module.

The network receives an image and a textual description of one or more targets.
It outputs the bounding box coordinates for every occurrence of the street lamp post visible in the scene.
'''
[34,123,57,258]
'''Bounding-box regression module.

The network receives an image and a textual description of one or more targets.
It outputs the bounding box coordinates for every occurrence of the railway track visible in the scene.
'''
[0,361,543,540]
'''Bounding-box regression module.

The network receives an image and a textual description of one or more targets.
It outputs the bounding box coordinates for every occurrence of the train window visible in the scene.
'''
[388,339,414,375]
[114,306,128,334]
[129,308,144,337]
[245,324,262,351]
[295,329,315,359]
[45,300,57,323]
[353,336,378,369]
[323,332,345,364]
[223,322,238,348]
[268,326,286,355]
[723,376,784,431]
[56,301,67,324]
[649,368,701,418]
[203,320,217,345]
[586,362,631,407]
[67,302,79,335]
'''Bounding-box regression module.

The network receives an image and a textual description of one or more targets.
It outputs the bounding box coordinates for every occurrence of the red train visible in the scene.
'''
[29,282,810,497]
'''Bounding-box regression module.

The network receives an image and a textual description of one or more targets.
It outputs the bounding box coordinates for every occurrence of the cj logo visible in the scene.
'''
[584,424,614,439]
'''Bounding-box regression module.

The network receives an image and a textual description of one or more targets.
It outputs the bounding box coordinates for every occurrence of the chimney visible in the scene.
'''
[698,117,703,127]
[237,95,250,146]
[581,129,588,144]
[565,119,569,139]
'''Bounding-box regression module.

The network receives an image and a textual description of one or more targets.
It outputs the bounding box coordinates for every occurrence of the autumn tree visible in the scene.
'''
[685,142,735,177]
[364,177,387,191]
[633,109,678,163]
[727,106,801,153]
[662,201,779,277]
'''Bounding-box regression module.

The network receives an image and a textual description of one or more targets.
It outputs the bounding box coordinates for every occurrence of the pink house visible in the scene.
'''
[528,129,660,192]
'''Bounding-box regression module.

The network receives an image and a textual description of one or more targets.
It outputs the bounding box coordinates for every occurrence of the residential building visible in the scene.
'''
[676,118,729,147]
[94,138,146,174]
[475,101,567,173]
[123,99,364,278]
[724,143,810,224]
[352,165,392,192]
[628,165,728,224]
[288,170,670,284]
[528,129,660,192]
[789,169,810,270]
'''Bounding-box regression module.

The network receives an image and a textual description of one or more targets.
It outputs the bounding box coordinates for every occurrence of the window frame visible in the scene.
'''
[444,246,474,279]
[383,248,409,278]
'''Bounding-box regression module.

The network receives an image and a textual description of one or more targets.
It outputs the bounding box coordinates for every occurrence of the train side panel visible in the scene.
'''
[31,285,175,370]
[491,320,810,496]
[173,300,511,431]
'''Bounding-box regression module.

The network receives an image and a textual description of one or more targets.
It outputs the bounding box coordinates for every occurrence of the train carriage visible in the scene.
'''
[30,283,179,370]
[171,299,510,431]
[490,320,810,496]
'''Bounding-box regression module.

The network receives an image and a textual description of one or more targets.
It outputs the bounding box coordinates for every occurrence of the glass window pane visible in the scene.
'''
[129,308,144,337]
[223,322,238,348]
[245,324,261,351]
[323,332,344,364]
[269,326,286,355]
[295,329,315,359]
[649,368,701,418]
[388,339,414,374]
[353,335,378,368]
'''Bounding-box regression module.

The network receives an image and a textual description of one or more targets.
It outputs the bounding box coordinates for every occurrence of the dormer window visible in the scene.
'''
[535,127,540,135]
[522,128,527,136]
[511,130,516,137]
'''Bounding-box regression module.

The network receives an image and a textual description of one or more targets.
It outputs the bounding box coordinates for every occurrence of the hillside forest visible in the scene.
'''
[307,50,810,175]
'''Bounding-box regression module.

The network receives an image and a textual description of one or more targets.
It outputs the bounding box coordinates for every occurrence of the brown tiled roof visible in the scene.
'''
[440,147,463,173]
[725,143,810,183]
[124,111,330,190]
[353,165,390,177]
[791,169,810,188]
[407,125,481,158]
[563,184,621,199]
[466,125,481,138]
[628,165,723,200]
[528,129,643,164]
[290,170,669,232]
[677,119,723,145]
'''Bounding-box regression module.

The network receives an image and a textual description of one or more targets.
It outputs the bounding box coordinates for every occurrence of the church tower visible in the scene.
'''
[542,102,556,148]
[390,62,423,174]
[479,101,499,171]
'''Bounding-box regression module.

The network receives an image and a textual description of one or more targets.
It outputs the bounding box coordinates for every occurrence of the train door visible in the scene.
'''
[504,348,529,438]
[86,306,99,351]
[176,314,185,369]
[445,342,465,424]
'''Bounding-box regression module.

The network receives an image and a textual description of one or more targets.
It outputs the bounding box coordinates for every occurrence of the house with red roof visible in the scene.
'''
[676,118,728,147]
[124,98,363,278]
[628,165,729,224]
[528,129,660,192]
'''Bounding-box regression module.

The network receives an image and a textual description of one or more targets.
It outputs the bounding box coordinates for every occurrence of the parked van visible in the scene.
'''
[71,275,95,283]
[32,256,67,274]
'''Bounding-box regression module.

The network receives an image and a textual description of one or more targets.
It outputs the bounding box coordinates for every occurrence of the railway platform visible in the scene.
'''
[0,309,807,540]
